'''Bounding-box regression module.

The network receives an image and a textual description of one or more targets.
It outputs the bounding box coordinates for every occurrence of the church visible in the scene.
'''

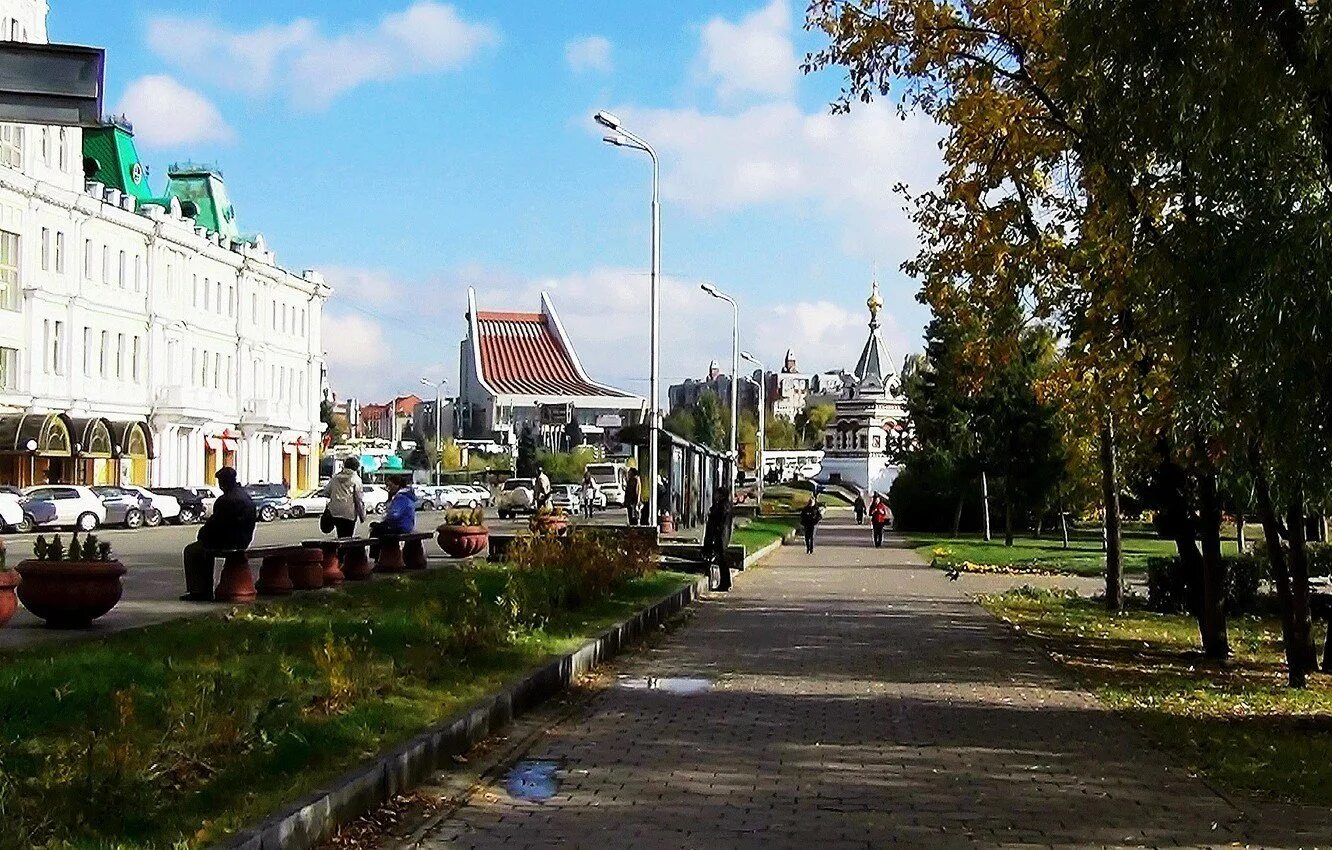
[819,280,909,495]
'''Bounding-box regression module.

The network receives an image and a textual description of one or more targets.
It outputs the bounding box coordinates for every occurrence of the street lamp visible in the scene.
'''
[741,351,765,509]
[420,377,447,485]
[700,283,739,478]
[595,109,662,523]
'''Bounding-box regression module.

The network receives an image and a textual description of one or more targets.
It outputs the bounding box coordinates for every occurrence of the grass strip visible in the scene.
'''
[732,515,801,556]
[0,565,692,849]
[905,530,1239,576]
[981,588,1332,805]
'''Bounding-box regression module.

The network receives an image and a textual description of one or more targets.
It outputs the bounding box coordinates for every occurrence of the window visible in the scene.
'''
[0,347,16,390]
[227,285,235,317]
[251,293,257,323]
[99,331,108,377]
[165,263,173,299]
[52,321,63,375]
[213,352,221,389]
[40,228,49,271]
[118,251,126,289]
[115,333,124,379]
[191,349,198,386]
[0,125,22,169]
[83,239,92,278]
[132,336,140,382]
[54,232,64,274]
[41,321,49,374]
[193,275,199,307]
[214,280,221,314]
[82,327,91,376]
[57,129,66,172]
[199,349,207,386]
[101,246,109,284]
[203,278,210,311]
[271,301,277,330]
[39,128,49,166]
[225,355,233,395]
[134,255,141,291]
[0,230,19,311]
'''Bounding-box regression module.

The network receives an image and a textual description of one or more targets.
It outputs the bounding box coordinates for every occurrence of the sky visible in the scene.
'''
[49,0,943,403]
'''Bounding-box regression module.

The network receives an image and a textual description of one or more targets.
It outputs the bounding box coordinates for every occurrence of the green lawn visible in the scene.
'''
[732,515,801,555]
[0,566,692,850]
[982,589,1332,805]
[906,530,1238,576]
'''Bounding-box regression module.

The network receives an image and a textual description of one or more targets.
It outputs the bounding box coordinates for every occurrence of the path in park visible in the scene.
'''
[415,517,1331,849]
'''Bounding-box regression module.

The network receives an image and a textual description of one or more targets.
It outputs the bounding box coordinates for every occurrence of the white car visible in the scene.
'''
[496,478,535,519]
[288,487,330,518]
[190,486,221,517]
[549,484,582,513]
[362,484,390,514]
[0,493,25,531]
[120,485,181,526]
[441,485,485,508]
[22,485,108,531]
[461,484,492,506]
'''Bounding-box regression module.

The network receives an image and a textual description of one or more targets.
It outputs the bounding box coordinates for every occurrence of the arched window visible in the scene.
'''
[57,129,66,171]
[39,128,49,165]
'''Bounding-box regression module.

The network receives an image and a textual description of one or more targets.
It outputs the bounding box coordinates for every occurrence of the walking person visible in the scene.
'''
[580,471,597,519]
[702,485,734,591]
[625,466,642,526]
[799,497,823,554]
[181,467,257,601]
[853,492,867,525]
[324,457,366,538]
[869,494,889,548]
[534,465,552,510]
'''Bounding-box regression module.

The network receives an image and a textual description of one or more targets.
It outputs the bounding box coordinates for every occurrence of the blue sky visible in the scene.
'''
[50,0,940,402]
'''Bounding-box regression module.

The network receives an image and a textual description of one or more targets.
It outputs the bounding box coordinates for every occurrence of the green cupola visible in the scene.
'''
[82,119,155,204]
[165,163,241,240]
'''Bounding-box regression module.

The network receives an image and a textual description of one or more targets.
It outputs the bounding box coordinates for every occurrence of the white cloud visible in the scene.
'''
[696,0,796,101]
[565,35,613,74]
[113,75,233,148]
[146,2,498,109]
[322,266,401,307]
[322,312,392,399]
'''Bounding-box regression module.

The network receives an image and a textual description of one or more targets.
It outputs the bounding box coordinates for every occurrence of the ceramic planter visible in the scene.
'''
[15,560,127,628]
[0,571,20,628]
[530,515,569,536]
[436,525,489,558]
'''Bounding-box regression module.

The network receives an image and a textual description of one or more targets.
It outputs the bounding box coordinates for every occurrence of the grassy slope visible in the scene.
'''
[0,567,691,849]
[732,515,801,555]
[983,589,1332,805]
[906,530,1239,576]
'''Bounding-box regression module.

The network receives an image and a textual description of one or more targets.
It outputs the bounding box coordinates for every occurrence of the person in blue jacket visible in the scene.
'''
[371,475,417,540]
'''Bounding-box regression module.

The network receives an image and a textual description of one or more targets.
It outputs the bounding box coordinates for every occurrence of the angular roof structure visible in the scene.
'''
[467,289,642,403]
[853,279,894,395]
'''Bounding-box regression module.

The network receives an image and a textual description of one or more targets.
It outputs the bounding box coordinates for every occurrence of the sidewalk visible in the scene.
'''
[414,517,1331,849]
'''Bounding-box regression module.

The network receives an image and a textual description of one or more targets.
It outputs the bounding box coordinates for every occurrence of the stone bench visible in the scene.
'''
[371,531,433,573]
[206,544,296,603]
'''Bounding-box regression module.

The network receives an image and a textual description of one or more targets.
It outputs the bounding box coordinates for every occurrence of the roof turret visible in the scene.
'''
[853,277,894,395]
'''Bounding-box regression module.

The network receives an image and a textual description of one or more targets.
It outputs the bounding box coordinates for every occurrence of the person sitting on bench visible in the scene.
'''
[370,475,417,542]
[181,467,258,601]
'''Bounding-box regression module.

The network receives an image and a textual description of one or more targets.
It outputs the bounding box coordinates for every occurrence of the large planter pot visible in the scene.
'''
[15,560,127,628]
[530,515,569,536]
[436,525,489,559]
[0,571,20,628]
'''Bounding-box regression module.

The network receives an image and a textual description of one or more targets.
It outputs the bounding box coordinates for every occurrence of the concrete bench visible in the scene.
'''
[372,531,433,574]
[208,544,295,603]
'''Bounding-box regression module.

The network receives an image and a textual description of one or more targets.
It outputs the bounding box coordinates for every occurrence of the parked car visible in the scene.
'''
[21,485,108,531]
[0,489,56,532]
[415,485,445,511]
[91,486,153,529]
[496,478,535,519]
[549,484,582,513]
[152,487,207,523]
[361,484,390,514]
[244,482,292,523]
[119,485,182,526]
[463,484,493,506]
[288,487,330,518]
[191,486,221,517]
[443,485,486,508]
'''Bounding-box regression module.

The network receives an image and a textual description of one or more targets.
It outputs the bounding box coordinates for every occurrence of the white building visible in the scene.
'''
[820,280,909,495]
[0,0,328,490]
[767,348,810,423]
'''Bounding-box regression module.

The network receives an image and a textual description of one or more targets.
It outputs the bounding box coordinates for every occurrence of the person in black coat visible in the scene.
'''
[800,499,824,554]
[853,493,867,525]
[702,486,733,591]
[181,467,257,601]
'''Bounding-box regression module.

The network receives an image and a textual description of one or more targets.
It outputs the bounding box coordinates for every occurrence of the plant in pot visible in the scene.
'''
[16,532,128,628]
[529,504,569,536]
[436,507,488,558]
[0,538,18,628]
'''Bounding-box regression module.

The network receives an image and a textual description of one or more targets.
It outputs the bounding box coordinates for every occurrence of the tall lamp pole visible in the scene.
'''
[420,378,446,485]
[595,110,661,522]
[701,283,739,488]
[741,351,765,509]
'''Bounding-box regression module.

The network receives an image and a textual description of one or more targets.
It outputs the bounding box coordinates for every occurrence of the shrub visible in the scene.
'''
[504,529,655,625]
[1146,553,1264,615]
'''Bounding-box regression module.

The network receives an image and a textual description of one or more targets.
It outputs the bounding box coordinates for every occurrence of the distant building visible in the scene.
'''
[820,279,909,495]
[668,359,759,418]
[458,288,643,449]
[360,395,420,444]
[415,397,455,443]
[767,348,810,423]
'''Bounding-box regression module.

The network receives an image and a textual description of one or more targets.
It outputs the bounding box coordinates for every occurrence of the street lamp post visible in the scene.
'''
[420,378,446,485]
[741,351,765,510]
[701,283,739,486]
[595,110,661,523]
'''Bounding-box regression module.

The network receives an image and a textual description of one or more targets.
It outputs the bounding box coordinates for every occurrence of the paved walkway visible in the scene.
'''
[415,518,1331,849]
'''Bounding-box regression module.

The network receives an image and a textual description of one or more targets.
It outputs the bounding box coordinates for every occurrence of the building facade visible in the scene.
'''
[767,349,810,423]
[820,280,909,495]
[359,395,420,444]
[458,288,643,447]
[667,360,759,418]
[0,0,328,490]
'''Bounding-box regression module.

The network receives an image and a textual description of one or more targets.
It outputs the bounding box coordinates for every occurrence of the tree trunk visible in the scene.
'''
[1004,489,1014,547]
[1255,472,1306,688]
[1060,501,1070,550]
[981,471,992,541]
[1285,497,1318,676]
[1100,412,1124,612]
[1197,473,1229,659]
[1034,511,1043,539]
[952,493,965,536]
[1236,513,1246,552]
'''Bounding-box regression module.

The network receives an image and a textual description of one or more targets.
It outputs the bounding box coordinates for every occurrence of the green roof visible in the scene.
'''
[166,163,240,239]
[82,123,155,204]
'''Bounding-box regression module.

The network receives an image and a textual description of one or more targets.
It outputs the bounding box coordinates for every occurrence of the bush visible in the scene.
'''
[504,529,656,625]
[1146,553,1263,615]
[888,463,983,533]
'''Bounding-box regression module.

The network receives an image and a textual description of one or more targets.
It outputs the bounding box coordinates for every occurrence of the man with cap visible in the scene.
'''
[181,466,258,601]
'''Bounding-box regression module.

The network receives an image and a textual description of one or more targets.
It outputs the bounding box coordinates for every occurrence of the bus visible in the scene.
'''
[585,462,629,505]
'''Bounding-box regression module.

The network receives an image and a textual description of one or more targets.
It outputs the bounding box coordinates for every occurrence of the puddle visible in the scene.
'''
[504,759,560,802]
[615,676,713,694]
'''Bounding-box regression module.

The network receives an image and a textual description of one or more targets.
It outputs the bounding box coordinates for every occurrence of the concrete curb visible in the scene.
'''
[743,527,798,568]
[219,574,709,850]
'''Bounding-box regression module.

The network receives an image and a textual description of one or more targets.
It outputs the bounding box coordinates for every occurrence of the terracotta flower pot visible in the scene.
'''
[0,570,20,628]
[436,524,489,558]
[530,514,569,536]
[287,547,325,590]
[15,560,127,629]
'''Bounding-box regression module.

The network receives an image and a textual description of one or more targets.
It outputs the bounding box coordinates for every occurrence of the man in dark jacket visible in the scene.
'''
[702,486,733,591]
[181,467,257,601]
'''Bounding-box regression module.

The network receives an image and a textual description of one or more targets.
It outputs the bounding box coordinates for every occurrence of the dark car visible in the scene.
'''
[91,486,153,529]
[153,487,207,523]
[243,482,292,523]
[0,485,57,532]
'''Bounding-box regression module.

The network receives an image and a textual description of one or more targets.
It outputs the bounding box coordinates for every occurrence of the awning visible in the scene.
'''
[68,417,113,458]
[0,412,72,455]
[205,432,239,452]
[295,436,311,456]
[109,420,154,458]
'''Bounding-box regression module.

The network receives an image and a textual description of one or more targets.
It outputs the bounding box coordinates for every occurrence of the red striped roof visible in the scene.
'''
[476,312,626,397]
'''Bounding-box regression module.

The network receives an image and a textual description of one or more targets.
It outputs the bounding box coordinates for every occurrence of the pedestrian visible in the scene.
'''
[799,497,823,554]
[580,471,597,519]
[853,493,867,525]
[324,457,366,538]
[534,465,552,510]
[181,466,257,601]
[702,485,734,591]
[625,466,642,526]
[869,494,889,548]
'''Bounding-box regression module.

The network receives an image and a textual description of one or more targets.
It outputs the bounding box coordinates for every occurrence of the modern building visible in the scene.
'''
[458,287,643,448]
[819,279,909,495]
[415,397,455,443]
[0,0,328,489]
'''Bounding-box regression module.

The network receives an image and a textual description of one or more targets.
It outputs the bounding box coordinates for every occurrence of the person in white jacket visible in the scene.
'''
[325,457,366,537]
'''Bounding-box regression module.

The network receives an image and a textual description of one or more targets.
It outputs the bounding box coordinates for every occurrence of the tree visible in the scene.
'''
[320,398,349,444]
[516,425,538,478]
[693,390,727,451]
[663,407,698,442]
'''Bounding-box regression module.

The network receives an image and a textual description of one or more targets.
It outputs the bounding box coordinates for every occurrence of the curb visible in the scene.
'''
[743,527,797,568]
[219,573,709,850]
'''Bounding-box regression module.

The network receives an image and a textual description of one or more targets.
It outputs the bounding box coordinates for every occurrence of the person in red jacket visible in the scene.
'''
[869,494,890,548]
